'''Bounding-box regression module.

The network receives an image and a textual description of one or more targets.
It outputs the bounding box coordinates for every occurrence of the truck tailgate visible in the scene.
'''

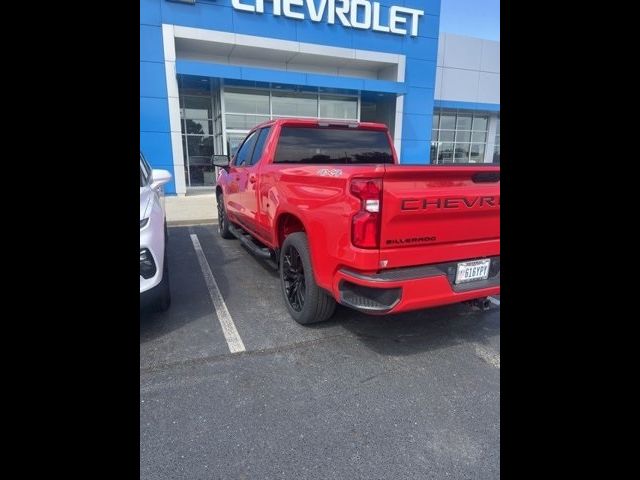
[379,165,500,268]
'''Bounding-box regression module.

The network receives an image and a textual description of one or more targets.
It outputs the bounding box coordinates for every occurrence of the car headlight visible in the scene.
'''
[140,218,149,229]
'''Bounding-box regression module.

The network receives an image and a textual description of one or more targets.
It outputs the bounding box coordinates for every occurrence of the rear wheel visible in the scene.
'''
[217,193,234,239]
[280,232,336,324]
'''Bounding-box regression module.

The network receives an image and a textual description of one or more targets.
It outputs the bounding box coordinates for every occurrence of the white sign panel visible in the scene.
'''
[231,0,425,37]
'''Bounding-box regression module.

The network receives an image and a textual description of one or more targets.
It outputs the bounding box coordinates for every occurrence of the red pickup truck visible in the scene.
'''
[214,118,500,324]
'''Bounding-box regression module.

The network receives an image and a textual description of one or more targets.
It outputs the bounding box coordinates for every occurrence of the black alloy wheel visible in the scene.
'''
[217,199,225,233]
[279,232,336,324]
[217,193,233,239]
[282,244,306,312]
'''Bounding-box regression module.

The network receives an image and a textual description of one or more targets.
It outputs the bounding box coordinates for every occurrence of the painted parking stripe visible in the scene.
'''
[488,296,500,306]
[190,234,246,354]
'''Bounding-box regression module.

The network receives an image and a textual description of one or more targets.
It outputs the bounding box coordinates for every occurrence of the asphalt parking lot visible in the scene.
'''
[140,225,500,480]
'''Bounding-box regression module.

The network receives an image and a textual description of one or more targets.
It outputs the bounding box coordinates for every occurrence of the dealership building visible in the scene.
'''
[140,0,500,195]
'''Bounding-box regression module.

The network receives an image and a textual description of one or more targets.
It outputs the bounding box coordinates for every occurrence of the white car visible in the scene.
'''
[140,153,172,311]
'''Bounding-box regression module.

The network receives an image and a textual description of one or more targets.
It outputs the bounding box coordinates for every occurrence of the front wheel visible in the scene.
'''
[217,193,234,239]
[280,232,336,324]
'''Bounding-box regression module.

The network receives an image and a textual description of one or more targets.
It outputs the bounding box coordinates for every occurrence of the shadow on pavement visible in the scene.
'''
[310,301,500,357]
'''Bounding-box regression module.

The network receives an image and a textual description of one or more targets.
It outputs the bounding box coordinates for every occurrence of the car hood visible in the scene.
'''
[140,187,153,221]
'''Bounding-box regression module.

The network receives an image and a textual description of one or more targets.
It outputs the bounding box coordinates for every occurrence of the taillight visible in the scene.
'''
[350,178,382,249]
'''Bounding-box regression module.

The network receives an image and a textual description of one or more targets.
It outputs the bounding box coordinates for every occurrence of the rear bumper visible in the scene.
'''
[333,256,500,314]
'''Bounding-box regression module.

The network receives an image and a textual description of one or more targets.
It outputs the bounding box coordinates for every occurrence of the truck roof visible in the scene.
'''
[250,118,389,131]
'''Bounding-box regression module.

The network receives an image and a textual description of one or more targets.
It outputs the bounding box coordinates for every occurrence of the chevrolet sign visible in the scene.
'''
[231,0,425,37]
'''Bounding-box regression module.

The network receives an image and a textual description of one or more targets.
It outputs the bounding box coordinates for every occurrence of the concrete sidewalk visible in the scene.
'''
[165,190,218,226]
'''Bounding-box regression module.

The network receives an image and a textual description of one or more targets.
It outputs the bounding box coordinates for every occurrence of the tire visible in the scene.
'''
[217,193,234,239]
[152,248,171,312]
[280,232,336,324]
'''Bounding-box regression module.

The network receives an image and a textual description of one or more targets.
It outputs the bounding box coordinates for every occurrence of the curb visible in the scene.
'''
[168,219,218,227]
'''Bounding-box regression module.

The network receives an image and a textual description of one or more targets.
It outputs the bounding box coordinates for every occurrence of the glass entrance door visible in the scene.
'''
[178,76,223,187]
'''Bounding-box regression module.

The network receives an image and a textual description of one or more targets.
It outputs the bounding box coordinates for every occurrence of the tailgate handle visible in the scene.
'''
[472,172,500,183]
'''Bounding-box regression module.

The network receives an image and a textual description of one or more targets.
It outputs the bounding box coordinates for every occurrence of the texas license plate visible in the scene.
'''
[455,259,491,284]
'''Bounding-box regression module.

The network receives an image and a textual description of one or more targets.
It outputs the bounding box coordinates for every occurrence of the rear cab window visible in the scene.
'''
[274,127,393,164]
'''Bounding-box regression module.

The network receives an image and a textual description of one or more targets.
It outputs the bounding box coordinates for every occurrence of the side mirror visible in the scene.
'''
[150,169,172,189]
[212,154,230,167]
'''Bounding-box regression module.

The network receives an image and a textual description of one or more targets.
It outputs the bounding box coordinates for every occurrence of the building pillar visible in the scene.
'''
[163,24,187,196]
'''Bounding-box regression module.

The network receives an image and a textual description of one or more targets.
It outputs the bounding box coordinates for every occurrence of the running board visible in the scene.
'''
[264,259,279,270]
[228,224,273,260]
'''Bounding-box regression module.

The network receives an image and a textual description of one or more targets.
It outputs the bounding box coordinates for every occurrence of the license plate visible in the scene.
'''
[455,259,491,284]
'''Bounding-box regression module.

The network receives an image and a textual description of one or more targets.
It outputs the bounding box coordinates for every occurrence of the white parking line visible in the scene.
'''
[190,234,246,354]
[488,296,500,306]
[474,343,500,369]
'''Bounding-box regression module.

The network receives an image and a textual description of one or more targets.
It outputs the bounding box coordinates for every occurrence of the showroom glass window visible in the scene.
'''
[430,109,491,164]
[179,77,217,187]
[178,75,360,185]
[224,88,270,130]
[223,85,359,156]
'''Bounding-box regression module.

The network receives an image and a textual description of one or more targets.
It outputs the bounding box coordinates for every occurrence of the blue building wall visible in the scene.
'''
[140,0,443,193]
[140,0,175,193]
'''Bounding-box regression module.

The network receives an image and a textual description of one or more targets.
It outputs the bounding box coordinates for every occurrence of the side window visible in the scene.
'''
[249,127,271,166]
[141,154,152,177]
[140,155,150,187]
[233,131,259,167]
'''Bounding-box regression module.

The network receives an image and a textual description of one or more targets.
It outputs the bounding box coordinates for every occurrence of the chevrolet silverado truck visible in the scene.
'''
[213,118,500,324]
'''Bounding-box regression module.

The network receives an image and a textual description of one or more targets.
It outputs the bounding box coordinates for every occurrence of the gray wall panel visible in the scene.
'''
[436,33,500,105]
